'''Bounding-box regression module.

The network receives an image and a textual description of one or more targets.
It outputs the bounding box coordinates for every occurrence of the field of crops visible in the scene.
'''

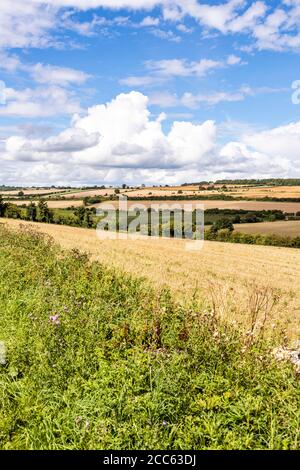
[0,188,70,196]
[8,200,83,208]
[1,223,299,450]
[3,218,300,339]
[3,184,300,201]
[96,199,300,213]
[235,221,300,237]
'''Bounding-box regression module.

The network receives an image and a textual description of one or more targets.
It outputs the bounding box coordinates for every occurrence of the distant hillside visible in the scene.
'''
[182,179,300,186]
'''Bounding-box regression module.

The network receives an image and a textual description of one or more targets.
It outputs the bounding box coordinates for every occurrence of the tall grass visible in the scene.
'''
[0,225,299,450]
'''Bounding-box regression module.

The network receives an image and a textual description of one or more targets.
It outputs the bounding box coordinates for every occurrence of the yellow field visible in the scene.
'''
[64,188,118,198]
[0,188,70,196]
[2,218,300,339]
[235,220,300,236]
[6,199,83,208]
[2,184,300,201]
[7,198,300,212]
[122,184,300,200]
[97,199,300,213]
[228,185,300,199]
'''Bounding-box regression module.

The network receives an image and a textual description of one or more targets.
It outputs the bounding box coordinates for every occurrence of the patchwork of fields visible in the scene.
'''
[97,199,300,213]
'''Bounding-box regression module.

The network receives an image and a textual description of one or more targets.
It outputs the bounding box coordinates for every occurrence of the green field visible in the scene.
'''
[0,225,299,450]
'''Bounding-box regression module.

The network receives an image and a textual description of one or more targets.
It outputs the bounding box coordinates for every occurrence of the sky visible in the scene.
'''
[1,0,300,186]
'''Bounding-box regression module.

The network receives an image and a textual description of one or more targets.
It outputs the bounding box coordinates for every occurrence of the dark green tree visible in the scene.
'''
[4,204,21,219]
[210,217,234,233]
[0,196,7,217]
[83,209,93,228]
[26,202,37,221]
[75,206,86,226]
[37,200,53,223]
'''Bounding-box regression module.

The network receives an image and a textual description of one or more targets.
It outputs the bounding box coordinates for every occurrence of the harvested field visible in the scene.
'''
[0,188,70,196]
[228,185,300,199]
[2,218,300,339]
[235,220,300,237]
[120,184,300,199]
[5,199,83,208]
[96,199,300,213]
[63,188,118,198]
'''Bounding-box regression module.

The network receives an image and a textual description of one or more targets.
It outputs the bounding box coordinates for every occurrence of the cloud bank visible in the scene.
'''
[1,91,299,185]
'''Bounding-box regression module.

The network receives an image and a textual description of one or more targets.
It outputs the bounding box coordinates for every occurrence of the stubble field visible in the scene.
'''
[235,220,300,236]
[2,218,300,339]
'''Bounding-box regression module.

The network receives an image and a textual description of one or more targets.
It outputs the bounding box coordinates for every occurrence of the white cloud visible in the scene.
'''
[1,91,217,171]
[2,1,300,54]
[0,52,90,87]
[0,86,81,117]
[226,54,242,65]
[145,57,224,77]
[149,85,283,109]
[242,121,300,163]
[1,90,299,186]
[30,63,90,86]
[120,54,242,88]
[140,16,160,26]
[0,1,57,49]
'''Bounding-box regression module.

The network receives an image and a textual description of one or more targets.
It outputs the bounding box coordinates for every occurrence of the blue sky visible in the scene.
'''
[1,0,300,186]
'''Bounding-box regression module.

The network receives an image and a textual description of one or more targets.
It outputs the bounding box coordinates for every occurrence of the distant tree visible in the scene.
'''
[0,196,7,217]
[74,206,86,225]
[210,218,234,233]
[26,202,37,221]
[4,204,21,219]
[83,210,93,228]
[122,184,127,189]
[114,189,120,194]
[18,190,25,197]
[37,200,53,223]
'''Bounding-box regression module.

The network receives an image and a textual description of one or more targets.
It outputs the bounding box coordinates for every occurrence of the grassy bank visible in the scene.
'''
[0,225,299,449]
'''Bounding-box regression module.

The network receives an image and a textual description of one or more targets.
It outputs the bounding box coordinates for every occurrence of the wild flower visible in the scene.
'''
[49,314,61,325]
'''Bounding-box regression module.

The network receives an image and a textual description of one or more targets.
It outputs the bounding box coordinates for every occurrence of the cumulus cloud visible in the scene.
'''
[0,85,81,117]
[1,90,299,185]
[1,91,217,171]
[5,128,100,161]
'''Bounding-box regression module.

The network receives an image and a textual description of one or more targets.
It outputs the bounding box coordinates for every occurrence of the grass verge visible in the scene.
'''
[0,225,299,449]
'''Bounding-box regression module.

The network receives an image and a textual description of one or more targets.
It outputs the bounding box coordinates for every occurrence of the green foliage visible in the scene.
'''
[83,196,103,206]
[37,200,53,223]
[0,196,7,217]
[26,202,37,222]
[215,179,300,186]
[205,208,285,225]
[210,218,234,233]
[0,226,299,450]
[2,203,21,219]
[206,227,300,248]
